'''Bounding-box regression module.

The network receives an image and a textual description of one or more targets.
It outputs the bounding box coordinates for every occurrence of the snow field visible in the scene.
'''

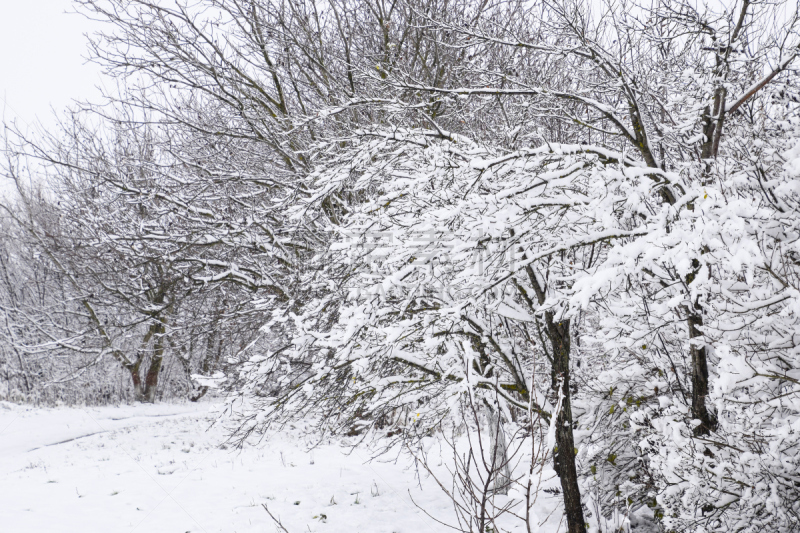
[0,402,563,533]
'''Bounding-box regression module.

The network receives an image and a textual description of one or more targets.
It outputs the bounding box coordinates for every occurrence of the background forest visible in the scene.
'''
[2,0,800,532]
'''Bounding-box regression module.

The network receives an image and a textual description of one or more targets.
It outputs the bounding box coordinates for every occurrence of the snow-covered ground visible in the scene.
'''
[0,401,564,533]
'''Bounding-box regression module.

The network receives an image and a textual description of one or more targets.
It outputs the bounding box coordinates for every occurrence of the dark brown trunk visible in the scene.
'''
[142,323,165,403]
[129,363,145,402]
[688,311,715,436]
[685,256,716,436]
[519,264,586,533]
[143,356,162,403]
[688,83,725,435]
[545,314,586,533]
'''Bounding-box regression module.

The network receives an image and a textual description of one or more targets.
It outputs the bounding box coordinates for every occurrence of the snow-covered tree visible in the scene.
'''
[4,0,800,531]
[233,1,800,531]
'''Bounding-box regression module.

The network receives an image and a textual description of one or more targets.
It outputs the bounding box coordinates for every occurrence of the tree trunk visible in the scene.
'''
[487,405,511,495]
[688,104,722,437]
[142,356,162,403]
[688,310,715,436]
[127,320,166,403]
[685,255,716,437]
[545,314,586,533]
[191,319,218,402]
[129,362,145,402]
[142,322,165,403]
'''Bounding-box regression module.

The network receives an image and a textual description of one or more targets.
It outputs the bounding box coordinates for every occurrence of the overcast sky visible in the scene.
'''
[0,0,108,195]
[0,0,105,130]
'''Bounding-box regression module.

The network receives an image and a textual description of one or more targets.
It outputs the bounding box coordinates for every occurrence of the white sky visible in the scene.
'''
[0,0,107,196]
[0,0,105,130]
